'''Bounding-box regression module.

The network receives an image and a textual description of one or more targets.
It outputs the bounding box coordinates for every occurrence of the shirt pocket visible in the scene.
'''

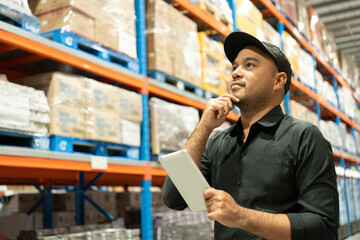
[248,157,294,203]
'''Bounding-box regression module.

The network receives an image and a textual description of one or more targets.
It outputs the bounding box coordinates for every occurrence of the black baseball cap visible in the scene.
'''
[224,31,292,94]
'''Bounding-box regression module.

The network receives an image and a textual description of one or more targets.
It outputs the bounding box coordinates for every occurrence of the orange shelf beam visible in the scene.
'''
[292,78,360,133]
[171,0,232,36]
[0,155,147,176]
[258,0,360,104]
[0,29,143,90]
[333,150,360,164]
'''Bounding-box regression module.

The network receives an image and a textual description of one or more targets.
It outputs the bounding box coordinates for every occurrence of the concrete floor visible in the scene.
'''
[346,233,360,240]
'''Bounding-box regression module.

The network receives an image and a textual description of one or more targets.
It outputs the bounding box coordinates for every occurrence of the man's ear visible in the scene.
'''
[273,72,287,91]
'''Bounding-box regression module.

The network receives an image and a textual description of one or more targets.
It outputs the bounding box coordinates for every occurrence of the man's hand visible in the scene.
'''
[199,94,239,130]
[203,188,241,228]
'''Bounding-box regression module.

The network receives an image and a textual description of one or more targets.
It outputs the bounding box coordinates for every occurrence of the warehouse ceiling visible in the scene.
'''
[305,0,360,68]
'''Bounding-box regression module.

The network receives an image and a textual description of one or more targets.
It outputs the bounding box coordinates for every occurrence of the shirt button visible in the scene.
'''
[236,179,242,185]
[240,152,245,158]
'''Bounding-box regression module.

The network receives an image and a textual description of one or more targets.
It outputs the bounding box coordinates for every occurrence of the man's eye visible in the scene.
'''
[232,66,238,71]
[246,63,255,68]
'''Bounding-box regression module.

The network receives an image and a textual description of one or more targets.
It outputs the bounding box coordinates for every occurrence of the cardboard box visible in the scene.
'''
[95,20,118,51]
[263,20,281,48]
[17,72,87,109]
[85,110,120,144]
[236,0,263,39]
[50,104,85,139]
[53,212,76,228]
[84,80,118,114]
[118,119,141,147]
[38,7,95,40]
[283,31,301,77]
[116,89,143,123]
[29,0,101,17]
[281,0,298,26]
[0,213,34,240]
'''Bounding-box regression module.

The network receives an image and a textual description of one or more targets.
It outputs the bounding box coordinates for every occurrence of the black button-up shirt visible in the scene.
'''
[162,105,339,239]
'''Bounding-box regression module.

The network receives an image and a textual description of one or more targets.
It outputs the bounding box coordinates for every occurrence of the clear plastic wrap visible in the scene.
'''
[146,0,202,86]
[0,0,33,15]
[262,20,281,48]
[296,0,311,40]
[0,80,49,135]
[150,97,199,154]
[318,119,342,148]
[28,0,137,59]
[316,71,338,107]
[299,48,315,89]
[308,7,326,54]
[338,86,357,119]
[18,72,142,144]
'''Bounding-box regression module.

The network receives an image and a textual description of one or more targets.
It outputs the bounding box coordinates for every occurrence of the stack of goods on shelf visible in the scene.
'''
[338,86,357,120]
[236,0,264,40]
[198,32,228,96]
[0,79,50,135]
[153,206,212,240]
[197,0,233,29]
[283,31,301,79]
[338,50,360,90]
[315,71,338,107]
[289,100,318,127]
[307,7,340,71]
[344,168,360,228]
[335,166,347,227]
[280,0,297,26]
[28,0,137,59]
[150,98,199,155]
[296,0,311,40]
[354,131,360,155]
[318,120,342,149]
[17,72,142,147]
[16,222,139,240]
[298,49,315,89]
[339,122,357,155]
[262,21,281,48]
[146,0,202,87]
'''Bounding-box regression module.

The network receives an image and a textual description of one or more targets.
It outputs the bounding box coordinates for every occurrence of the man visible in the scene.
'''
[162,32,339,240]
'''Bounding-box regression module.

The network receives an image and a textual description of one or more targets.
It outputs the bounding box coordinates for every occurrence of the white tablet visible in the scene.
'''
[159,149,210,211]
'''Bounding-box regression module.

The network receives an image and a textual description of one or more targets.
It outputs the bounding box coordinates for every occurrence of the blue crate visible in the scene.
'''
[41,29,140,73]
[148,69,204,98]
[0,3,40,34]
[50,135,140,160]
[0,128,49,150]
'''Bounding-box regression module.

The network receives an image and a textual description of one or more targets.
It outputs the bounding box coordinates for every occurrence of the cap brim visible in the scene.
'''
[224,32,270,63]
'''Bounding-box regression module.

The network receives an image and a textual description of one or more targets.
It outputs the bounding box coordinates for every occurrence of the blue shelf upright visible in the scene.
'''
[277,22,290,115]
[226,0,237,31]
[135,0,153,239]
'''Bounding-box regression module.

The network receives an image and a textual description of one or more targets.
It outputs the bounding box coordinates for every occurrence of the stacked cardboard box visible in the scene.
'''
[298,49,315,89]
[263,21,281,48]
[283,31,301,78]
[236,0,264,40]
[28,0,137,59]
[338,86,357,120]
[289,100,318,127]
[296,0,311,40]
[319,119,342,148]
[198,32,228,95]
[150,97,199,154]
[197,0,233,30]
[17,72,142,146]
[0,80,49,134]
[146,0,202,86]
[316,71,338,107]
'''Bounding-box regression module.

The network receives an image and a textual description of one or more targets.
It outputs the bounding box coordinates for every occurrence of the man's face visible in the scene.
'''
[229,45,278,109]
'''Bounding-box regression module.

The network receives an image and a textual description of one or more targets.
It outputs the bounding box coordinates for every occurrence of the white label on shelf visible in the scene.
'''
[91,156,108,170]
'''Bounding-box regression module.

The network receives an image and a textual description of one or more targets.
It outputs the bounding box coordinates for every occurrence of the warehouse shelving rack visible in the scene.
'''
[0,0,359,239]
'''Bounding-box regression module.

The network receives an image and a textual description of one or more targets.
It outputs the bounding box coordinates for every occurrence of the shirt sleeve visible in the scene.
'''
[286,125,339,240]
[162,137,214,211]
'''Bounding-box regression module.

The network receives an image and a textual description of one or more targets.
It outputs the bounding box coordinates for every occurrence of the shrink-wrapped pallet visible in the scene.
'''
[150,98,199,154]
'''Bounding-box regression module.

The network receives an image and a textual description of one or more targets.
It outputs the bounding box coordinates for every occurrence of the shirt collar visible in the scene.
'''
[256,105,285,127]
